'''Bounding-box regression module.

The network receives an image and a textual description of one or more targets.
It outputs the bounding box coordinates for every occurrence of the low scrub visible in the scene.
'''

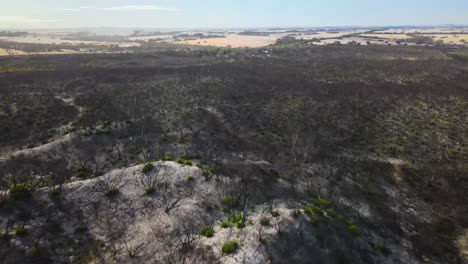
[105,188,120,197]
[200,226,214,238]
[221,240,238,254]
[7,183,32,200]
[259,217,270,226]
[14,226,28,237]
[142,162,154,173]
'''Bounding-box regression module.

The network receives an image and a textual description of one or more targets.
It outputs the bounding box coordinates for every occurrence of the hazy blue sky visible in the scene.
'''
[1,0,468,29]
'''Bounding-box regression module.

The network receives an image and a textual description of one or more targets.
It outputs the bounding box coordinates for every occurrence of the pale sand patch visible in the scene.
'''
[429,34,468,44]
[177,34,278,48]
[360,34,412,40]
[456,229,468,260]
[400,57,418,61]
[0,36,141,47]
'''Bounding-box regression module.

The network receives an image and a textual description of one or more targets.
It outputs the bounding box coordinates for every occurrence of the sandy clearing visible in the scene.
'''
[400,57,418,61]
[430,34,468,44]
[360,34,412,40]
[0,36,141,47]
[177,34,279,48]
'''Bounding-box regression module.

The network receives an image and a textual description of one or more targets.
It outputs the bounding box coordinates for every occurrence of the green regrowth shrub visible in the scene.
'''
[105,188,119,197]
[187,175,194,181]
[183,160,193,166]
[220,220,232,228]
[7,183,32,200]
[314,198,331,208]
[176,158,184,164]
[163,155,172,161]
[221,240,238,254]
[228,213,243,224]
[75,167,91,179]
[259,217,270,226]
[347,224,360,236]
[291,209,302,218]
[14,226,28,236]
[311,206,324,215]
[142,162,154,173]
[145,187,155,195]
[236,221,246,229]
[200,226,215,238]
[310,216,320,227]
[370,242,391,256]
[271,210,280,217]
[222,196,238,210]
[208,167,218,174]
[325,208,336,218]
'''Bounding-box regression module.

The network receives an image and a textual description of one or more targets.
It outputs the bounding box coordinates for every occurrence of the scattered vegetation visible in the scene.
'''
[200,226,214,238]
[259,217,270,226]
[7,183,32,200]
[142,162,154,173]
[14,226,28,237]
[221,240,238,254]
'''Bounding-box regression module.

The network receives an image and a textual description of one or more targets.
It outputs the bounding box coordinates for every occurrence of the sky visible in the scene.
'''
[1,0,468,29]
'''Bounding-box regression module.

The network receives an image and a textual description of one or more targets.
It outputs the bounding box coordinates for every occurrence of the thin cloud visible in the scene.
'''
[58,5,180,12]
[100,5,180,11]
[0,16,58,24]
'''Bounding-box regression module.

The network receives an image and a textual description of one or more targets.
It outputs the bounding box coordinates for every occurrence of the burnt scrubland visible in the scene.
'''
[0,44,467,263]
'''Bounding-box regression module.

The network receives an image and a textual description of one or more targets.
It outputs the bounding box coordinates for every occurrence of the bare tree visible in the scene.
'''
[158,182,192,214]
[93,168,125,196]
[137,164,171,193]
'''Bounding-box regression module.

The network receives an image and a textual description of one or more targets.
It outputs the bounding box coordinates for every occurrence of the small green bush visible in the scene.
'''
[325,208,336,218]
[303,207,313,215]
[196,163,203,169]
[187,175,194,181]
[145,187,155,195]
[200,226,214,238]
[176,158,184,164]
[142,162,154,173]
[8,183,32,200]
[28,247,41,257]
[208,167,218,174]
[228,213,243,224]
[105,188,119,197]
[291,209,302,218]
[236,221,246,229]
[347,224,360,236]
[14,226,28,236]
[220,220,232,228]
[221,240,238,254]
[163,155,172,161]
[311,206,324,215]
[310,216,320,227]
[271,210,280,217]
[183,160,193,166]
[370,242,391,256]
[222,196,238,210]
[259,217,270,226]
[314,198,331,208]
[75,167,91,179]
